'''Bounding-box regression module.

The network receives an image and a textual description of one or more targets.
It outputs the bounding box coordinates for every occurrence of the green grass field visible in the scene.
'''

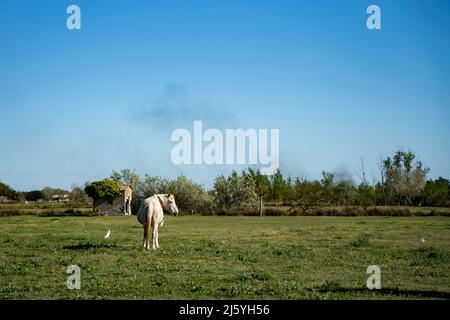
[0,215,449,299]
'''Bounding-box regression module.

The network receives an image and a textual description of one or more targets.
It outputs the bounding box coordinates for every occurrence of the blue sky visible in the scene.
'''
[0,0,449,191]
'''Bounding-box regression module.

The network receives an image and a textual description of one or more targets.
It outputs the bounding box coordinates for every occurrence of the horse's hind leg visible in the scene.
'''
[143,220,151,250]
[155,224,160,249]
[142,223,146,250]
[152,224,159,250]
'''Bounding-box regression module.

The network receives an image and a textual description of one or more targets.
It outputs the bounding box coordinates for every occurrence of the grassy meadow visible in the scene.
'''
[0,215,449,299]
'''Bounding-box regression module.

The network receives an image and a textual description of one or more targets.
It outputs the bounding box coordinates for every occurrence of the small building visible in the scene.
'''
[94,185,133,216]
[51,194,71,203]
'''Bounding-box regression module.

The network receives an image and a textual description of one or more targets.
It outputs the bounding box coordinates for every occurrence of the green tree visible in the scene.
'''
[141,175,165,197]
[374,182,386,205]
[289,178,324,215]
[41,187,69,201]
[357,182,375,208]
[212,170,257,212]
[382,150,429,205]
[84,180,122,204]
[320,171,335,205]
[284,176,295,201]
[0,181,17,200]
[160,175,212,214]
[334,181,357,206]
[70,183,91,205]
[24,190,44,201]
[110,169,142,195]
[270,168,286,203]
[248,168,271,216]
[421,177,450,207]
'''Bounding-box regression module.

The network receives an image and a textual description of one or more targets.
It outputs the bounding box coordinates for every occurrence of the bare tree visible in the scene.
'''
[357,157,367,185]
[377,153,387,205]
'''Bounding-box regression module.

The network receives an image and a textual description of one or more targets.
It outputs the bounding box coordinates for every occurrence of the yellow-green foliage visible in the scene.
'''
[84,180,122,201]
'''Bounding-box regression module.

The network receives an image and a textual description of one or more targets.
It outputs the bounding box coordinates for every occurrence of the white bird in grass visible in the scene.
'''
[421,238,425,243]
[104,229,111,239]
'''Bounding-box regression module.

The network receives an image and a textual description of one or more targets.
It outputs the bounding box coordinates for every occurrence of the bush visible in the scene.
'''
[212,171,258,212]
[263,207,287,216]
[84,180,122,202]
[421,177,450,207]
[162,176,213,214]
[23,190,44,201]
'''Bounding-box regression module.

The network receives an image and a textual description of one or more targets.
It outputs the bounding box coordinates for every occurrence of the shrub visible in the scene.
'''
[212,171,258,212]
[84,180,122,202]
[263,207,286,216]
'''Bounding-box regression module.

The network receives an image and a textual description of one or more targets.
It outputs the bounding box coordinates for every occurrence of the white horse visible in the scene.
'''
[137,194,179,250]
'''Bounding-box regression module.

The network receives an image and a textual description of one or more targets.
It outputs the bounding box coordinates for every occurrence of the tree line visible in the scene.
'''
[100,149,450,215]
[1,149,449,214]
[0,184,90,205]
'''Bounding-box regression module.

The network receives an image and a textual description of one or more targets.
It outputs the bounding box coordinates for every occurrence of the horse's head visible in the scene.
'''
[159,194,179,216]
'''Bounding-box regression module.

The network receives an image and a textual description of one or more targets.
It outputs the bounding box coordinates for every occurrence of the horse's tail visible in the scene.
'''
[137,199,151,225]
[144,204,152,242]
[146,201,154,226]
